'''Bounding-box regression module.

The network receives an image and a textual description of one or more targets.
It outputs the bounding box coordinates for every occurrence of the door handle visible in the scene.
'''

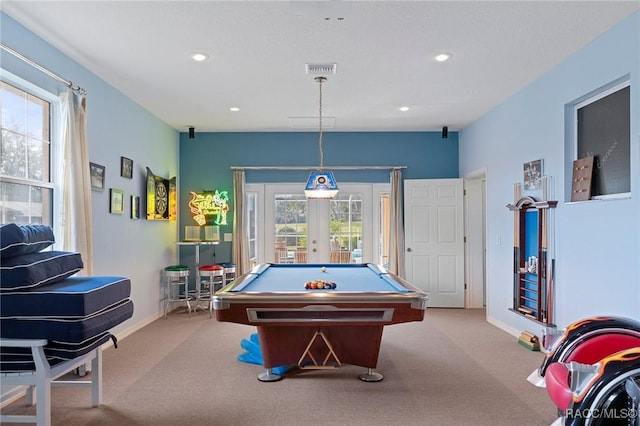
[407,247,412,252]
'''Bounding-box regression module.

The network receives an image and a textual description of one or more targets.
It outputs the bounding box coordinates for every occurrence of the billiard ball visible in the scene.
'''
[321,266,327,272]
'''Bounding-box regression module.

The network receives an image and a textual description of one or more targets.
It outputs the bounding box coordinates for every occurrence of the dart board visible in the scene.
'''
[145,167,176,220]
[155,181,168,217]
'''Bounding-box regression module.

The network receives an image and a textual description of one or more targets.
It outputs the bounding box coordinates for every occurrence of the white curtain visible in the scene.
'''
[232,169,249,275]
[388,168,405,278]
[58,88,93,275]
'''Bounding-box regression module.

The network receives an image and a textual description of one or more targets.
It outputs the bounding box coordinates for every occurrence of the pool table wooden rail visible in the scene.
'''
[215,301,425,326]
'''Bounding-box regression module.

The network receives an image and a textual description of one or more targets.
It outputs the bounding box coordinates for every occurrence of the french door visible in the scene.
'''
[248,183,385,265]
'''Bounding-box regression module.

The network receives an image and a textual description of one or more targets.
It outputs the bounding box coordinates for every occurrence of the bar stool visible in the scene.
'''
[164,265,191,318]
[198,264,224,317]
[221,262,236,286]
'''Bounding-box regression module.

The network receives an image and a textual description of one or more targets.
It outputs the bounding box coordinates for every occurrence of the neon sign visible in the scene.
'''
[188,190,230,226]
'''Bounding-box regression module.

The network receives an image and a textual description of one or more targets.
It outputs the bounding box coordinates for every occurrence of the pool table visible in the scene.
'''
[213,263,428,382]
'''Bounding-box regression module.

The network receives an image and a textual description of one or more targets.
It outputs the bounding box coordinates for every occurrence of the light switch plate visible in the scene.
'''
[224,233,233,242]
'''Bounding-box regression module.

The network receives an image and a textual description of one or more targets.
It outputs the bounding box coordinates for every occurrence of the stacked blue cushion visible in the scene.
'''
[1,251,84,291]
[1,275,131,317]
[0,223,83,291]
[0,223,134,371]
[0,223,55,257]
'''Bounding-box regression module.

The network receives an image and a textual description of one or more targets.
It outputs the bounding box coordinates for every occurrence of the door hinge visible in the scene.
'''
[464,283,467,290]
[464,236,467,243]
[463,189,467,196]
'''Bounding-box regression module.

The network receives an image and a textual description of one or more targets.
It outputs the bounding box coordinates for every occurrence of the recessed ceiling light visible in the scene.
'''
[191,52,209,62]
[399,106,411,112]
[230,107,240,112]
[435,53,452,62]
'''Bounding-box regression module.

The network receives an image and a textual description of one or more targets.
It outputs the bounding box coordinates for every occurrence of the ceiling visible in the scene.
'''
[2,1,638,133]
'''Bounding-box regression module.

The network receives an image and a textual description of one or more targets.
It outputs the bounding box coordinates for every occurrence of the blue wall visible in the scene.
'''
[1,12,181,332]
[179,131,459,264]
[459,11,639,332]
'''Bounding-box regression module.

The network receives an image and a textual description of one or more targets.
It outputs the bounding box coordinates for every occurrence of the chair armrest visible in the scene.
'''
[0,338,48,348]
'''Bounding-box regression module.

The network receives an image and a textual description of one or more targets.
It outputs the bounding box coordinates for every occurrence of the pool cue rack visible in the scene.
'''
[507,180,557,326]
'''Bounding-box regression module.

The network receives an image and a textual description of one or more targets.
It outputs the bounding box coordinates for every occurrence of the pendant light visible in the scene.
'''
[304,76,339,199]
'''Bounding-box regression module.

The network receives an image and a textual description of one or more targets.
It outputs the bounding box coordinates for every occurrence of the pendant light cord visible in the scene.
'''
[316,76,326,170]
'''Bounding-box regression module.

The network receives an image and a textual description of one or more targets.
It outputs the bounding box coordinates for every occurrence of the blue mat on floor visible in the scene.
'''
[237,333,289,375]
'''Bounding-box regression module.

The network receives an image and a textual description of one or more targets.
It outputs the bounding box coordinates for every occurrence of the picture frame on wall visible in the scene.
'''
[523,159,543,190]
[131,195,140,219]
[89,162,105,191]
[120,156,133,179]
[110,189,125,214]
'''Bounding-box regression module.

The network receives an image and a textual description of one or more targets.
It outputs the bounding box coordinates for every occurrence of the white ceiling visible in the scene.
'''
[2,1,638,133]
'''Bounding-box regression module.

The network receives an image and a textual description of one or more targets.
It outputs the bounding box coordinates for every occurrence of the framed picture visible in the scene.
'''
[120,156,133,179]
[89,162,105,191]
[131,195,140,219]
[110,189,125,214]
[523,159,543,190]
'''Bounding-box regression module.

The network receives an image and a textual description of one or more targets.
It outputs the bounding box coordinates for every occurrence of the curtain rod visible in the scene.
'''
[1,42,87,96]
[232,166,406,171]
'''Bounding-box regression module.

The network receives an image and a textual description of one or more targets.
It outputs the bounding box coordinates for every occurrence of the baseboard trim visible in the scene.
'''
[487,313,521,338]
[105,312,164,349]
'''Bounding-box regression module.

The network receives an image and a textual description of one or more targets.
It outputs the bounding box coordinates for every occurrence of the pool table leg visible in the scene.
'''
[258,368,283,382]
[358,368,383,382]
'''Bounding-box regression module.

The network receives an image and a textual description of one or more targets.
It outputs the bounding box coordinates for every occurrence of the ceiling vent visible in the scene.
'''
[305,63,337,76]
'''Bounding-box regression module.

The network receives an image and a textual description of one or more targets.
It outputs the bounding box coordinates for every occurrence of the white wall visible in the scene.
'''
[459,12,640,331]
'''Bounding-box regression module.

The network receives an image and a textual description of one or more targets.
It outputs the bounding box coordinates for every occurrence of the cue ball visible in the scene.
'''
[321,266,327,272]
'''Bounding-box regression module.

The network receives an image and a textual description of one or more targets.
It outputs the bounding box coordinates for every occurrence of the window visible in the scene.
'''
[274,193,307,263]
[378,191,390,268]
[329,194,363,263]
[246,191,258,268]
[571,80,630,200]
[1,81,54,225]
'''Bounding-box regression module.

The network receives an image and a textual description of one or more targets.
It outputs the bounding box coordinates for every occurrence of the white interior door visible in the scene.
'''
[404,179,465,308]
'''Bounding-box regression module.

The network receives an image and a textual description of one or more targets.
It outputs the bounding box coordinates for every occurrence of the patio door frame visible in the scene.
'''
[246,182,387,265]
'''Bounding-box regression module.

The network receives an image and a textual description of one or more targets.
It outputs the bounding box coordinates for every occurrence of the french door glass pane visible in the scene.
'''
[247,192,258,268]
[329,194,362,264]
[274,193,307,263]
[379,192,390,268]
